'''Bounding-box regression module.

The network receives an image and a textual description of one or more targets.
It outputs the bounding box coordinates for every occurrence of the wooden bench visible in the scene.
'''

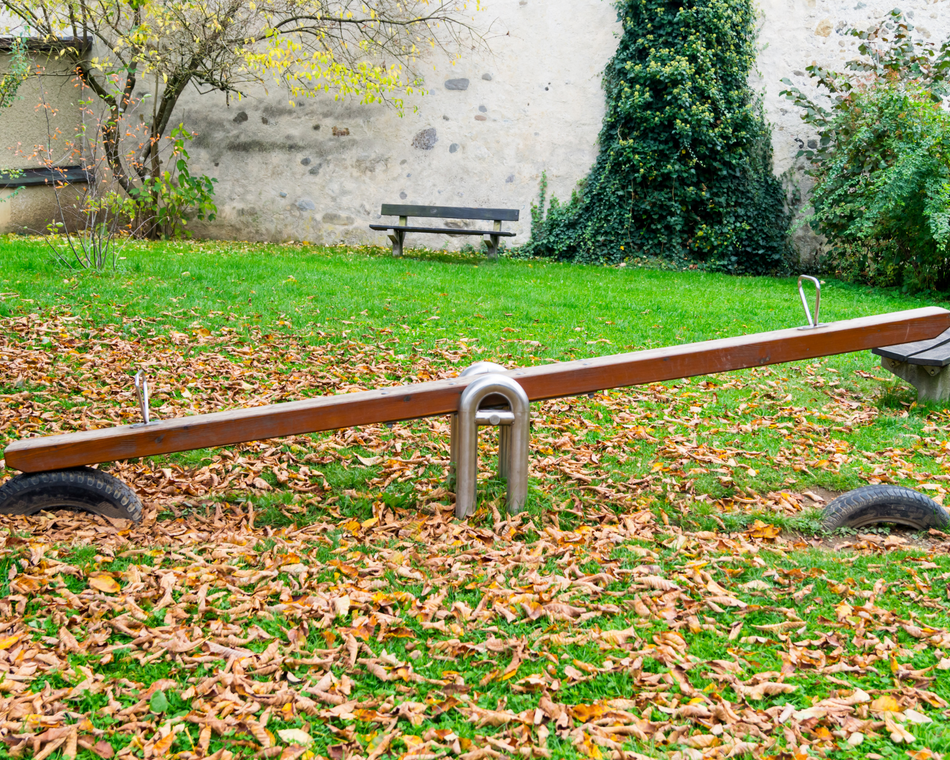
[873,328,950,402]
[369,204,518,258]
[0,165,90,188]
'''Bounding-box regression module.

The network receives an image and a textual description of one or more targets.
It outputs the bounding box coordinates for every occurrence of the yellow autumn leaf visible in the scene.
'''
[89,574,121,594]
[572,703,607,723]
[277,728,312,745]
[871,695,903,713]
[0,633,24,651]
[151,731,176,756]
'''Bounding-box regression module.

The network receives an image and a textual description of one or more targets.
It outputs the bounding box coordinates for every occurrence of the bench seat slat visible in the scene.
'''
[0,165,90,188]
[872,328,950,367]
[370,224,516,237]
[5,308,949,473]
[380,204,519,222]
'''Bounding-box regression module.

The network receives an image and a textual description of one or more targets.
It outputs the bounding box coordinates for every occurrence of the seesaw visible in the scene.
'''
[2,278,949,525]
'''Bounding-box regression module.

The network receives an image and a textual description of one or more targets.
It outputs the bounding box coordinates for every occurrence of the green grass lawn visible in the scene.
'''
[1,236,950,760]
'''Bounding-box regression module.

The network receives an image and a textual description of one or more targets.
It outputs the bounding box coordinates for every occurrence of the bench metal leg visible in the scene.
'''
[881,358,950,402]
[485,234,500,259]
[388,229,406,257]
[454,373,530,519]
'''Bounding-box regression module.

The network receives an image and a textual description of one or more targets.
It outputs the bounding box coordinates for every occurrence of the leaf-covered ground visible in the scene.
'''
[2,299,950,760]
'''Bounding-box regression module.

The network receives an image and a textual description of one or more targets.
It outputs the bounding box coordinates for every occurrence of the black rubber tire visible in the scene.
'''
[822,485,949,531]
[0,467,143,522]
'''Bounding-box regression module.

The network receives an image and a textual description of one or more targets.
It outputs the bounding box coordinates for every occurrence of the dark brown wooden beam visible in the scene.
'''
[5,307,949,473]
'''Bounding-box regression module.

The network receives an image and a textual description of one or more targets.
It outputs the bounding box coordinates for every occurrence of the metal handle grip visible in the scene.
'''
[134,370,150,425]
[798,275,821,328]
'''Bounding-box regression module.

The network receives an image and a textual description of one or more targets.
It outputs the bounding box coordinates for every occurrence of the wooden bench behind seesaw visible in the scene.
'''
[2,306,949,522]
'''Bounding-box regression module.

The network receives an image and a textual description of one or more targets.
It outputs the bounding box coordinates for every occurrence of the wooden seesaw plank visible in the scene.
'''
[5,307,949,473]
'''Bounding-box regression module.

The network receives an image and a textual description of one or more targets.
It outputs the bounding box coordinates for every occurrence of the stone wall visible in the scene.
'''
[176,0,622,248]
[3,0,950,255]
[0,49,86,234]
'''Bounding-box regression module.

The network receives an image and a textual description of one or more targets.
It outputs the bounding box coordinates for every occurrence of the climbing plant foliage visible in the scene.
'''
[781,11,950,293]
[524,0,792,273]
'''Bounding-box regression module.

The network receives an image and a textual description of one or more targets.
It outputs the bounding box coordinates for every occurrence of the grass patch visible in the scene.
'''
[1,238,950,758]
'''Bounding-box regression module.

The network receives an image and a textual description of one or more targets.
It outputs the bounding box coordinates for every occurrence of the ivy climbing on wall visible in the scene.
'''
[524,0,792,274]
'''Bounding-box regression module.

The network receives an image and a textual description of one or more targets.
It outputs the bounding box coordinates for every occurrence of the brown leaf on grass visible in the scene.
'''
[639,575,678,591]
[541,601,586,620]
[741,681,798,700]
[706,595,746,609]
[62,727,78,760]
[465,705,523,727]
[725,741,758,757]
[458,749,505,760]
[886,715,916,744]
[247,719,273,748]
[33,733,70,760]
[76,737,114,759]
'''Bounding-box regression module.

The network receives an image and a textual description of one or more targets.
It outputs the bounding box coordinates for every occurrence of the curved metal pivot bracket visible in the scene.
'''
[133,370,152,426]
[455,373,530,519]
[449,362,510,488]
[798,275,824,330]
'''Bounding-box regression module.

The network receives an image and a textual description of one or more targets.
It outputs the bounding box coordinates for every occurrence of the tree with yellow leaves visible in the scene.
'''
[1,0,481,235]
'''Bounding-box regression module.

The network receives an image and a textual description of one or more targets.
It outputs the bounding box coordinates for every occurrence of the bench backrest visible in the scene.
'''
[381,204,519,222]
[0,165,90,189]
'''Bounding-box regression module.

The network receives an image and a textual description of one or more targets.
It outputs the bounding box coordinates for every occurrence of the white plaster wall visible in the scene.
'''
[176,0,623,247]
[4,1,950,252]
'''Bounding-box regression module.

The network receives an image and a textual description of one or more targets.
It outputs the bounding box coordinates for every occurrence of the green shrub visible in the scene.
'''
[129,125,218,239]
[0,37,29,109]
[782,10,950,292]
[523,0,792,274]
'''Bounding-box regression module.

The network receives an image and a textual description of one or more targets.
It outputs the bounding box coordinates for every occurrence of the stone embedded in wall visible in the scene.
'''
[815,19,833,36]
[233,111,249,123]
[322,213,354,225]
[296,198,316,211]
[261,117,269,125]
[332,126,350,137]
[445,79,470,91]
[478,105,487,112]
[309,164,322,175]
[412,128,438,150]
[482,73,493,81]
[400,191,407,199]
[506,175,514,183]
[474,115,487,121]
[449,143,459,153]
[301,157,311,165]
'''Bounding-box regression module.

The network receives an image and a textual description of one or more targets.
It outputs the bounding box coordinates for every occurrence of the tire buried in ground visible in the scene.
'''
[822,484,949,531]
[0,467,143,522]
